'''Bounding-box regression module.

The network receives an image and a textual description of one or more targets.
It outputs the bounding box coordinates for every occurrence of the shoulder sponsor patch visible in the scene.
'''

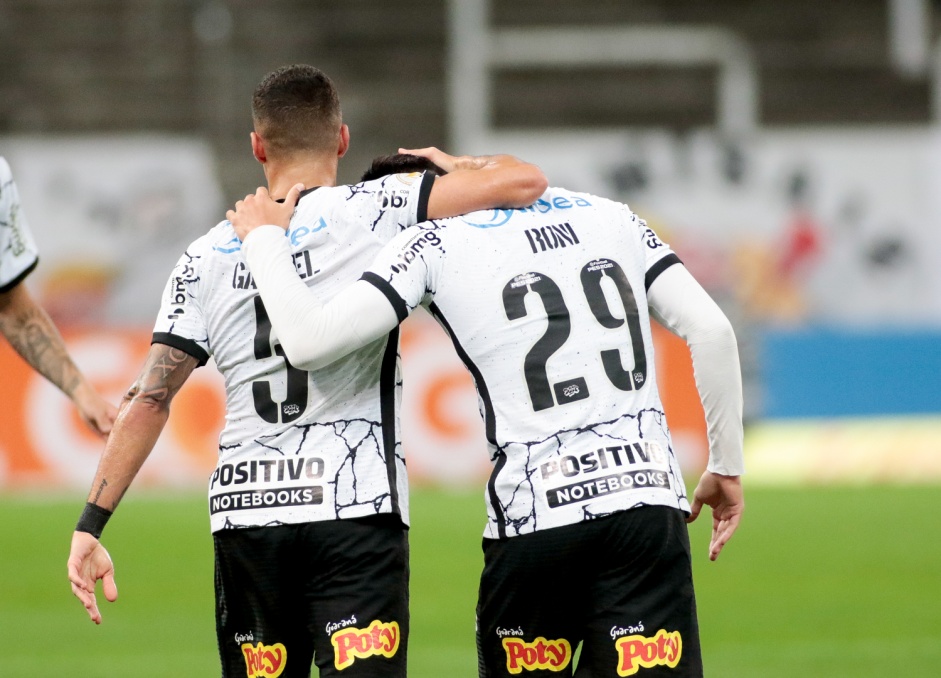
[461,208,515,229]
[388,229,443,274]
[376,188,410,210]
[395,172,422,186]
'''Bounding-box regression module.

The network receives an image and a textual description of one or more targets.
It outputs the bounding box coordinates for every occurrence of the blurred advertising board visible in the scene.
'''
[0,135,227,490]
[0,329,221,489]
[0,315,709,491]
[1,136,225,326]
[745,415,941,485]
[744,326,941,484]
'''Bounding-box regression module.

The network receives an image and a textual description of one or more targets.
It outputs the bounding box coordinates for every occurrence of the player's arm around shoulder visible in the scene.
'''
[235,200,402,371]
[403,147,548,218]
[67,343,200,624]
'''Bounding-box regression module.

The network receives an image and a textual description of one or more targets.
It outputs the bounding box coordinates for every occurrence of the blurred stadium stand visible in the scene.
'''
[0,0,939,199]
[492,0,934,128]
[0,0,447,199]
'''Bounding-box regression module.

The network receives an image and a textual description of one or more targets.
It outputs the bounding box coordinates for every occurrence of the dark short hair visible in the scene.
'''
[359,153,447,182]
[252,64,342,158]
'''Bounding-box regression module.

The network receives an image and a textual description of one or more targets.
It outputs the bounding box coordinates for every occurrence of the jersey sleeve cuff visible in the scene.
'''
[151,332,210,367]
[644,253,683,291]
[0,257,38,294]
[416,172,436,223]
[360,272,409,324]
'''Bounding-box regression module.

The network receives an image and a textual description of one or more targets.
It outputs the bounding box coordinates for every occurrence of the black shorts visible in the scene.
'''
[476,505,702,678]
[213,514,409,678]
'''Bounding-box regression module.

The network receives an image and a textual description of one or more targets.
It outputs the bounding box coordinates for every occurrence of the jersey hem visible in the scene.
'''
[210,506,410,533]
[483,494,691,540]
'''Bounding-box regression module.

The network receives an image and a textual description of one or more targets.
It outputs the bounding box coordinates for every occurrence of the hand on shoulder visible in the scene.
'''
[227,183,305,241]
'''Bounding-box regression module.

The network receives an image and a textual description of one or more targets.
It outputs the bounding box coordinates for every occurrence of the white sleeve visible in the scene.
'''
[241,225,400,372]
[647,264,745,476]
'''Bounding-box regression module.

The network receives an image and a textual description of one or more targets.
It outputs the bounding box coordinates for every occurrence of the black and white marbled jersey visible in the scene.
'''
[0,158,39,293]
[153,172,434,533]
[362,188,690,538]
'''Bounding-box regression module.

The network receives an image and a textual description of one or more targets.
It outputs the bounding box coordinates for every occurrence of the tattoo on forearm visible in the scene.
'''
[92,478,108,503]
[125,346,196,406]
[91,478,128,512]
[0,303,82,396]
[97,347,195,513]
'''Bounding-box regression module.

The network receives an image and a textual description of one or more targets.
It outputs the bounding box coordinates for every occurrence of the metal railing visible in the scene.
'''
[447,0,760,150]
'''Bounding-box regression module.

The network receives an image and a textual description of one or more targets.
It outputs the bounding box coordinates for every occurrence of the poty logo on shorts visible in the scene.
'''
[502,637,572,674]
[614,629,682,676]
[241,641,286,678]
[330,619,400,671]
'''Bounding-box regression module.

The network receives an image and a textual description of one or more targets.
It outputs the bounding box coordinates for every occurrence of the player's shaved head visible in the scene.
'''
[252,64,342,159]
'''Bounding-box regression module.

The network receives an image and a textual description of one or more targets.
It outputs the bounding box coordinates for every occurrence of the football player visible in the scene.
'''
[67,64,546,678]
[227,156,745,677]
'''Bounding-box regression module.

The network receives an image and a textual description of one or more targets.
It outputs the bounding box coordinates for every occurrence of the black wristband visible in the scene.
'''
[75,502,113,539]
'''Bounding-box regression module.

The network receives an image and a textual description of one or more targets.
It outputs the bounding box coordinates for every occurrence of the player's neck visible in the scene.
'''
[264,155,339,199]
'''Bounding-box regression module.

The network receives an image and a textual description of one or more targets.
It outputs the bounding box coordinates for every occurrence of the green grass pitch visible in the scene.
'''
[1,485,939,677]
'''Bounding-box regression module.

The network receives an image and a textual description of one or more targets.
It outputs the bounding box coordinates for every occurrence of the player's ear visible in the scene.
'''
[251,132,267,164]
[337,124,350,159]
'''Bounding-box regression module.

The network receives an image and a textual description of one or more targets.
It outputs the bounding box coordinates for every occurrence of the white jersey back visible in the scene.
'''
[0,158,40,292]
[363,188,690,538]
[153,172,434,532]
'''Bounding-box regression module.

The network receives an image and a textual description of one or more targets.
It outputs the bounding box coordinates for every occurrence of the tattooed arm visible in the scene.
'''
[67,343,199,624]
[0,283,117,437]
[83,343,198,510]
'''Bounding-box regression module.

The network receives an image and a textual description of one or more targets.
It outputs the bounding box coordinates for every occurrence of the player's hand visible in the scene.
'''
[68,531,118,624]
[72,381,118,438]
[687,471,743,561]
[228,183,305,240]
[399,147,487,173]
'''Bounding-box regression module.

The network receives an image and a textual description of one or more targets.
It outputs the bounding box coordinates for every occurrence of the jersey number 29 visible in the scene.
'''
[503,258,647,412]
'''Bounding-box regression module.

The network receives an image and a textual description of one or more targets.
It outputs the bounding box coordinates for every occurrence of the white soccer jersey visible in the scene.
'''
[0,158,40,293]
[153,171,435,533]
[362,188,690,539]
